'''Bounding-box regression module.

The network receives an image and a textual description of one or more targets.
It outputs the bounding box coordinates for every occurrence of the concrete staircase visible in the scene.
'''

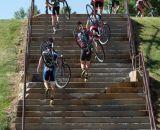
[14,14,151,130]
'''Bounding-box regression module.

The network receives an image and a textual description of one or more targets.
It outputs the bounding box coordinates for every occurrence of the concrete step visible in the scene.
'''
[29,67,131,73]
[30,73,129,79]
[32,14,127,19]
[29,63,132,68]
[31,36,129,42]
[29,53,130,60]
[31,32,127,38]
[15,122,150,130]
[32,20,127,27]
[26,82,140,88]
[30,77,130,83]
[16,117,149,123]
[32,25,127,32]
[25,87,143,94]
[18,99,145,106]
[32,28,127,34]
[29,58,132,64]
[30,41,129,48]
[17,104,146,111]
[25,93,145,99]
[16,110,148,117]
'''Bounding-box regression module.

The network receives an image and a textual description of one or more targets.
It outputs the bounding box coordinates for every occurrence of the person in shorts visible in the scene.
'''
[46,0,60,33]
[112,0,120,14]
[91,0,104,16]
[76,21,92,79]
[37,38,58,106]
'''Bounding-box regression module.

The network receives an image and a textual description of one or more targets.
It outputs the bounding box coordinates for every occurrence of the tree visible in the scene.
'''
[27,5,40,17]
[14,7,26,19]
[14,5,40,19]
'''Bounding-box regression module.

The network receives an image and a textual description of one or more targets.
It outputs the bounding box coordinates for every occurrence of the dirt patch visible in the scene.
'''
[6,20,27,128]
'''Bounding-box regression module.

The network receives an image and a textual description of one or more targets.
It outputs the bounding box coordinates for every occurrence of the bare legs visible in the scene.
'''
[51,15,59,34]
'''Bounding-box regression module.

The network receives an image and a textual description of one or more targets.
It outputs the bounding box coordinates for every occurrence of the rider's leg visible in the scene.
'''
[80,60,86,78]
[43,68,50,94]
[49,67,56,105]
[85,51,91,78]
[56,6,60,23]
[50,81,56,99]
[139,5,145,17]
[51,9,57,33]
[45,0,49,14]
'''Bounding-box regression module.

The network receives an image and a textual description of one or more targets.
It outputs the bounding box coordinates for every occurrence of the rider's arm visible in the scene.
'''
[37,56,43,73]
[86,19,90,30]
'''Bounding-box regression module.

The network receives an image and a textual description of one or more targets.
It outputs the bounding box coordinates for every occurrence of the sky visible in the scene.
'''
[0,0,90,19]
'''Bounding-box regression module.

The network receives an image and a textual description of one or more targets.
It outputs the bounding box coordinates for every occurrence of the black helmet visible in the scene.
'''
[48,37,53,43]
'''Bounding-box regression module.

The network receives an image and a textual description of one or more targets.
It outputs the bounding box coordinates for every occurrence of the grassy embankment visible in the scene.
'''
[0,20,22,129]
[133,17,160,127]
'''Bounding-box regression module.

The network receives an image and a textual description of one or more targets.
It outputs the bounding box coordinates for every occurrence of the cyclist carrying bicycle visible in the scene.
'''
[112,0,120,14]
[76,21,93,80]
[46,0,64,34]
[136,0,145,17]
[91,0,104,16]
[37,38,58,106]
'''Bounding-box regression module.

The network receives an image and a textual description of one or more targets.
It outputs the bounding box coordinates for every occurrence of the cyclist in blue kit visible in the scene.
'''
[37,38,58,106]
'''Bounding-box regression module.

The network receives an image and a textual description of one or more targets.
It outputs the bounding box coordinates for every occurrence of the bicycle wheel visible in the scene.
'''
[92,40,105,62]
[99,23,111,45]
[62,0,70,20]
[56,63,71,88]
[86,4,94,19]
[41,41,55,68]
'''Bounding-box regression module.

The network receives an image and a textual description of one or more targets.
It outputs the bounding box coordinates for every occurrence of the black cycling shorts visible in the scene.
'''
[95,1,104,8]
[52,6,60,15]
[80,49,92,61]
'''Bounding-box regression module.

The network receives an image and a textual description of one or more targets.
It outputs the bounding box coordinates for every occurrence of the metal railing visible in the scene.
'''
[22,0,34,130]
[125,0,156,129]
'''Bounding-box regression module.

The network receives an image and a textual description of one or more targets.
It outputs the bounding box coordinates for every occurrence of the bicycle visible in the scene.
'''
[86,4,111,45]
[41,41,71,89]
[73,27,105,63]
[47,0,70,20]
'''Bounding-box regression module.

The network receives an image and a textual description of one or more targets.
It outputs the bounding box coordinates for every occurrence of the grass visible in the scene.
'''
[0,19,22,130]
[132,17,160,127]
[132,17,160,81]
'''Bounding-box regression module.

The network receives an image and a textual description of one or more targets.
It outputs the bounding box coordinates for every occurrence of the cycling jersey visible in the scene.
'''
[78,31,90,48]
[42,49,58,81]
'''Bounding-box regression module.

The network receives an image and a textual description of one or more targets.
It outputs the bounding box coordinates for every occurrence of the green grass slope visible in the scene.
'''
[132,17,160,80]
[132,17,160,127]
[0,20,22,130]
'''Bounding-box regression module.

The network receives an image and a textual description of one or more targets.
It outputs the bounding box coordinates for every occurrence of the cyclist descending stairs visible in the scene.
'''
[12,0,155,130]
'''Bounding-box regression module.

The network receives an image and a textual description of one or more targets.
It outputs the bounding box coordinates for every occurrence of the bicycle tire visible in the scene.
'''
[92,40,105,62]
[41,41,56,68]
[62,0,70,20]
[56,63,71,88]
[86,4,94,18]
[99,23,111,45]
